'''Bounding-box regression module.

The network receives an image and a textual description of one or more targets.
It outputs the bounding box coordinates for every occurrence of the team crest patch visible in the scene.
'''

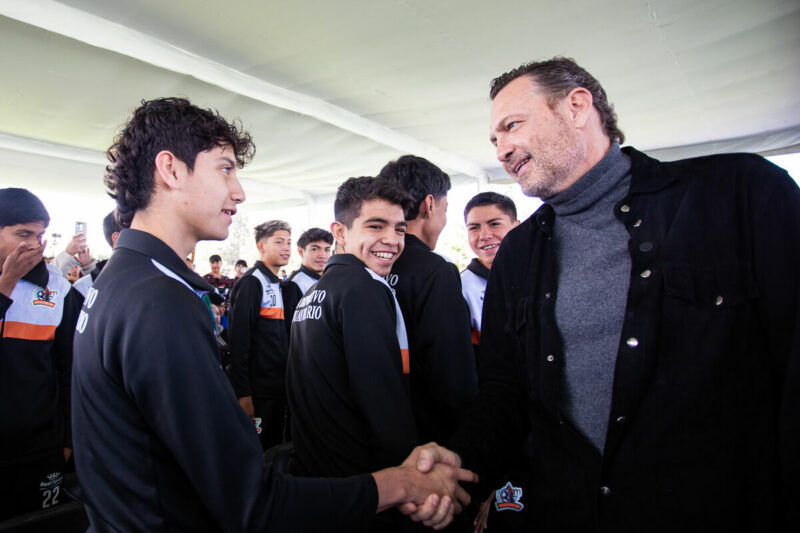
[254,417,263,435]
[32,287,58,308]
[495,481,524,512]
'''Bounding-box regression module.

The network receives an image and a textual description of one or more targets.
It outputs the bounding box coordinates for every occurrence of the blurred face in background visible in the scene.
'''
[299,240,332,275]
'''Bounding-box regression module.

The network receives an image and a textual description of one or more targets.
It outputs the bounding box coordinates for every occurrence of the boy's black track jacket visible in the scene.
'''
[288,264,321,296]
[72,229,376,532]
[287,254,417,478]
[0,260,81,464]
[388,233,478,443]
[228,261,302,399]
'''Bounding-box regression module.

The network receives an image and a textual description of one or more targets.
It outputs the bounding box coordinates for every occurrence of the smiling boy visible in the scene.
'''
[288,227,333,295]
[287,177,435,531]
[229,220,301,449]
[460,192,519,347]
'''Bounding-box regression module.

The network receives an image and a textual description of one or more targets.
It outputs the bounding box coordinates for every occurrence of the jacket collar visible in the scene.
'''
[466,258,490,280]
[298,264,321,280]
[115,229,213,292]
[404,233,430,252]
[532,145,674,233]
[623,146,675,194]
[254,260,281,283]
[21,259,49,288]
[325,253,367,272]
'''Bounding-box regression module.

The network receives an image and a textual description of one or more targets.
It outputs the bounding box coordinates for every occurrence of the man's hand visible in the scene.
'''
[65,234,86,256]
[473,493,493,532]
[373,443,477,530]
[76,247,93,267]
[407,441,463,473]
[238,395,255,421]
[0,240,46,298]
[64,448,72,463]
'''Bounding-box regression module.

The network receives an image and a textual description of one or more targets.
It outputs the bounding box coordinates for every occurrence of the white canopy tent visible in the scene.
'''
[0,0,798,265]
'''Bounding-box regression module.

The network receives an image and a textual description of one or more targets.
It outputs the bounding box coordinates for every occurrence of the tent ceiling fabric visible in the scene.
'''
[1,0,798,207]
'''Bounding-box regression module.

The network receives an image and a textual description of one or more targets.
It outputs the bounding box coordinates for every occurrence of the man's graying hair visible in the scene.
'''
[254,220,291,242]
[490,56,624,144]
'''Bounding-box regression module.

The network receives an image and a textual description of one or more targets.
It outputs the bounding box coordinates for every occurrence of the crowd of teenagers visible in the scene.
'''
[0,56,797,533]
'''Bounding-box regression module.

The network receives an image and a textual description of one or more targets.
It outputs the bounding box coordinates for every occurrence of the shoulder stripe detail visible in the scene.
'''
[471,328,481,346]
[151,259,205,299]
[364,267,410,374]
[259,307,285,319]
[2,321,57,341]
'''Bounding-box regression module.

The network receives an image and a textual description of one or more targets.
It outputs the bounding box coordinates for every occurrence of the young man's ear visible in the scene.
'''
[255,239,265,256]
[419,194,435,219]
[153,150,186,191]
[330,221,346,248]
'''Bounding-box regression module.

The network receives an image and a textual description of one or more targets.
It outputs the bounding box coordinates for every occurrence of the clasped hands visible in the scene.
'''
[374,442,477,530]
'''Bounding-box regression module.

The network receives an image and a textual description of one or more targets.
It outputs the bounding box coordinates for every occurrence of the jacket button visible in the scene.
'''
[545,292,552,299]
[715,295,724,306]
[640,269,651,278]
[600,486,611,496]
[616,416,627,424]
[626,337,639,348]
[639,242,654,252]
[620,204,630,213]
[546,354,555,362]
[633,219,642,228]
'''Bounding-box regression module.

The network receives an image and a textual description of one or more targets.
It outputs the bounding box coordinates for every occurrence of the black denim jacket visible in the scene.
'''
[451,147,800,532]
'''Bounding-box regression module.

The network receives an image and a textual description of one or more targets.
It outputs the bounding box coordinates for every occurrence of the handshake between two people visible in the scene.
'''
[372,442,478,530]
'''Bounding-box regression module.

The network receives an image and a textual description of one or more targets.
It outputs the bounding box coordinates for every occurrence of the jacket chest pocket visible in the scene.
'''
[658,264,760,415]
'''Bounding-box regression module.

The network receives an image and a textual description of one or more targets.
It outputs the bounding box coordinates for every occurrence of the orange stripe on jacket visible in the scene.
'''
[259,307,285,319]
[401,348,410,374]
[471,328,481,345]
[2,321,57,341]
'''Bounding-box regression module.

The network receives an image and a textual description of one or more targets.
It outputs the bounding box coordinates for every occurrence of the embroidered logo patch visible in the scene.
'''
[495,482,524,512]
[254,417,263,435]
[32,287,57,308]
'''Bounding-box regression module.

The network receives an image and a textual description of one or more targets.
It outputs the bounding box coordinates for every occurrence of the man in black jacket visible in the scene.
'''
[229,219,301,449]
[0,188,82,520]
[419,57,800,531]
[72,97,476,532]
[378,156,478,445]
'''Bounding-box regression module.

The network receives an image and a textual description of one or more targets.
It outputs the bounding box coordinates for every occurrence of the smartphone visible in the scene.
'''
[75,221,87,236]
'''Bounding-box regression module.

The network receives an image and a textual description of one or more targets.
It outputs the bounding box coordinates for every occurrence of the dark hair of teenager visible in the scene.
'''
[254,220,291,243]
[463,192,518,222]
[104,97,255,228]
[208,254,222,263]
[297,228,333,249]
[0,188,50,228]
[334,177,414,228]
[102,211,123,247]
[489,56,624,144]
[376,155,451,221]
[235,259,248,268]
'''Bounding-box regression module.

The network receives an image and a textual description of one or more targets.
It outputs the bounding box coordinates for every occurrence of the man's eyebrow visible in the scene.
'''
[363,217,389,225]
[217,156,236,167]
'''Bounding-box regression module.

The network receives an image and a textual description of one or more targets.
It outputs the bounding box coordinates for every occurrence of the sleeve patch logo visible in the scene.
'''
[495,482,524,512]
[32,287,58,308]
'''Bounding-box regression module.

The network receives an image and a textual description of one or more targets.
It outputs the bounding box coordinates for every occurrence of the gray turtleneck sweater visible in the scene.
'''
[545,142,632,453]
